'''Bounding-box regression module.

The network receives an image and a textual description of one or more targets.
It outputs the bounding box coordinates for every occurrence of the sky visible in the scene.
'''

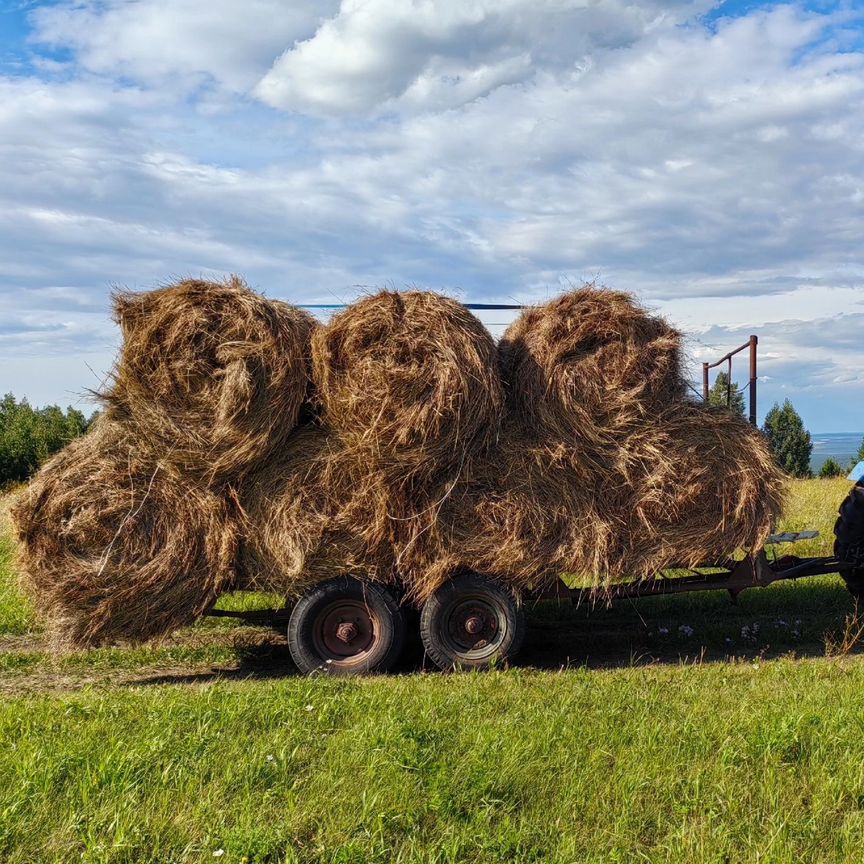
[0,0,862,432]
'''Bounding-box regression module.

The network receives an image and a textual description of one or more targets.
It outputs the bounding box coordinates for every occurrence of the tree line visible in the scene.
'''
[0,394,96,486]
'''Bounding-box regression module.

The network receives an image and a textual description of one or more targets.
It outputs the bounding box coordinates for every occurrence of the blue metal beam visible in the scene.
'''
[300,303,523,310]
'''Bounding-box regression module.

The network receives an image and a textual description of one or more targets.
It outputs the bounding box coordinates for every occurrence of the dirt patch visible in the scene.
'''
[0,626,292,697]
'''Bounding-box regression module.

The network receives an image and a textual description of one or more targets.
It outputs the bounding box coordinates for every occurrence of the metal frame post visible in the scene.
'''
[703,335,759,426]
[749,334,758,427]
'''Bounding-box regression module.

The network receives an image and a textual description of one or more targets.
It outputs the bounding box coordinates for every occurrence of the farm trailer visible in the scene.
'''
[211,331,864,675]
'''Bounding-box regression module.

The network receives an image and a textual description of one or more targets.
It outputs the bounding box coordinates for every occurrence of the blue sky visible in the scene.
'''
[1,0,863,431]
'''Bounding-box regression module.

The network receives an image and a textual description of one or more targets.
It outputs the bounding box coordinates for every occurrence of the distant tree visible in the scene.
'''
[819,457,844,479]
[763,400,813,478]
[707,371,745,415]
[0,394,91,486]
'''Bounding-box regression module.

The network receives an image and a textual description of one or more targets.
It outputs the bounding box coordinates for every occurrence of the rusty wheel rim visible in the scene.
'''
[312,599,377,667]
[442,595,503,659]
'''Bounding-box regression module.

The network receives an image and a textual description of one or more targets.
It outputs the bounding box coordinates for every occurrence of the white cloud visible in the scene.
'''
[255,0,704,114]
[692,313,864,429]
[30,0,339,93]
[2,1,864,431]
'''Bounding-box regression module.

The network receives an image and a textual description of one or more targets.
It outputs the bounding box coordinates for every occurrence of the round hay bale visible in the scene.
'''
[238,423,333,595]
[12,420,239,647]
[411,434,608,599]
[498,286,685,441]
[311,290,502,468]
[103,276,317,484]
[239,424,411,596]
[609,403,786,573]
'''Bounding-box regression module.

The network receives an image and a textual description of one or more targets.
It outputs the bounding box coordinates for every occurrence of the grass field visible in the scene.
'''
[2,478,864,862]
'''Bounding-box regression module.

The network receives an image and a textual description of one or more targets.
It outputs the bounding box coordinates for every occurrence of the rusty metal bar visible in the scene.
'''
[537,554,849,606]
[705,339,753,370]
[749,334,758,426]
[702,334,759,426]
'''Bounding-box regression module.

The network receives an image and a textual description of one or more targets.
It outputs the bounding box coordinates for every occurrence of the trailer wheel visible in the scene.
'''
[833,484,864,599]
[287,577,405,675]
[420,573,525,670]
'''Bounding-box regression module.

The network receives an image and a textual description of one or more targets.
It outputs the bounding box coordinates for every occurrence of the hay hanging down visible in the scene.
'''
[238,423,333,595]
[12,420,239,647]
[239,423,416,598]
[311,290,503,469]
[609,402,786,574]
[103,276,316,484]
[498,286,686,442]
[413,403,785,598]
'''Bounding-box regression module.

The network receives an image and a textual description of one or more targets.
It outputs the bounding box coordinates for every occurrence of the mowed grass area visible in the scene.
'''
[2,478,864,862]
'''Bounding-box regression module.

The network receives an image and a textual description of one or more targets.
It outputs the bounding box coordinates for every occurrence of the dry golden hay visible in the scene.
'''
[395,429,614,600]
[242,287,784,603]
[11,419,239,647]
[609,402,786,575]
[238,423,334,595]
[239,419,602,604]
[498,285,686,442]
[239,423,425,597]
[415,404,785,597]
[311,290,503,469]
[18,279,785,642]
[102,276,317,485]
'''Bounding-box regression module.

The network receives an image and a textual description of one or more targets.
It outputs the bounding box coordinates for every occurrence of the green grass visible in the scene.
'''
[1,477,864,862]
[769,476,848,558]
[4,664,864,862]
[0,485,33,635]
[0,531,32,636]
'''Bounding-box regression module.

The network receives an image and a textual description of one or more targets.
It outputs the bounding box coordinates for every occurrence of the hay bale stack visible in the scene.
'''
[244,285,784,602]
[312,290,502,469]
[499,287,685,443]
[14,278,787,646]
[103,276,316,484]
[12,420,238,647]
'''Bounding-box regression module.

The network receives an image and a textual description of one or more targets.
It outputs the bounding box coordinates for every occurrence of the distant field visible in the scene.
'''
[1,477,864,863]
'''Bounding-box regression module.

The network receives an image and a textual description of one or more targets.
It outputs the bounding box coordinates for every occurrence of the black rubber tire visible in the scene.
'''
[287,577,405,675]
[833,483,864,598]
[420,573,525,671]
